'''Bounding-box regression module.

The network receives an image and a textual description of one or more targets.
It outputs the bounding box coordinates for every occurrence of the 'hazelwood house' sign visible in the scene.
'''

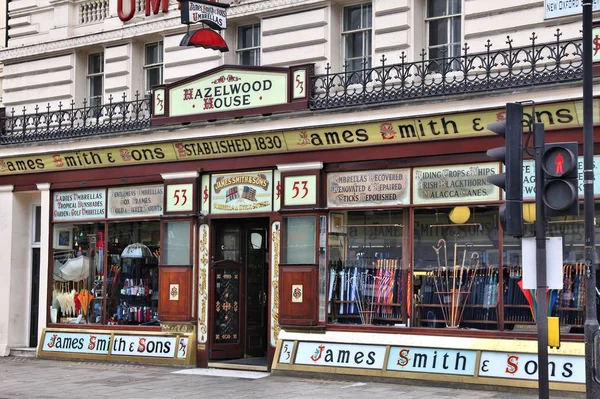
[151,65,313,125]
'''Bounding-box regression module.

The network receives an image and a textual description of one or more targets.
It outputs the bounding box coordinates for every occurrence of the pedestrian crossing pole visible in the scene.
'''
[582,2,600,398]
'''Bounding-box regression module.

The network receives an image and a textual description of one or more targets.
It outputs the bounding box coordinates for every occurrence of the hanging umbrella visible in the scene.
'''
[121,243,153,259]
[96,232,104,274]
[59,256,90,282]
[179,28,229,52]
[53,260,67,282]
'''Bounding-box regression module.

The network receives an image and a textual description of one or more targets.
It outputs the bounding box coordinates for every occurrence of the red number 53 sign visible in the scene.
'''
[283,175,317,206]
[166,183,194,212]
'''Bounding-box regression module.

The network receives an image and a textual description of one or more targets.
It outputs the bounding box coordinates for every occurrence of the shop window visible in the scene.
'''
[51,221,160,326]
[51,222,105,324]
[327,210,406,326]
[342,2,372,75]
[412,207,499,330]
[144,41,163,95]
[163,220,191,265]
[426,0,462,71]
[503,203,600,333]
[282,216,316,264]
[237,23,260,66]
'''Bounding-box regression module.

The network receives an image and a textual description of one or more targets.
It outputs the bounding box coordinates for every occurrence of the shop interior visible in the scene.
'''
[51,221,160,326]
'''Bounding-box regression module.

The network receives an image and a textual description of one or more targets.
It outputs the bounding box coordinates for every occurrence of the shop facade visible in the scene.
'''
[0,61,597,390]
[0,0,597,391]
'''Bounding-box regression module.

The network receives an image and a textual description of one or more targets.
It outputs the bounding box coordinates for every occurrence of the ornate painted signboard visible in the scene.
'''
[413,163,501,205]
[326,169,410,208]
[151,65,313,126]
[38,328,194,364]
[53,189,106,221]
[210,170,273,214]
[181,0,229,30]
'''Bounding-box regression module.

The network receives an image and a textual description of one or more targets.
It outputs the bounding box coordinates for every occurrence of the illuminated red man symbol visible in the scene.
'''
[554,152,564,174]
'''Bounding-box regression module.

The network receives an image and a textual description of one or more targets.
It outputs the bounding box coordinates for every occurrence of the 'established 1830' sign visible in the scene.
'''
[152,64,313,126]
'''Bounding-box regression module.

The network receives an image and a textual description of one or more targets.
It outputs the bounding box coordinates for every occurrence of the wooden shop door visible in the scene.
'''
[210,219,268,360]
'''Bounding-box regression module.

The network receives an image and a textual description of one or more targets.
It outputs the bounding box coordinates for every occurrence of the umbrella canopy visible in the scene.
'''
[121,243,153,259]
[53,260,67,282]
[179,29,229,52]
[59,256,90,282]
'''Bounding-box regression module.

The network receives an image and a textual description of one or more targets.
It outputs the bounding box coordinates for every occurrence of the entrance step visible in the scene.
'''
[9,347,37,358]
[208,359,268,372]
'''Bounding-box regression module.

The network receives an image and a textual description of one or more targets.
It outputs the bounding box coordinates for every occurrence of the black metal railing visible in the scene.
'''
[0,92,151,145]
[310,29,583,110]
[0,30,584,145]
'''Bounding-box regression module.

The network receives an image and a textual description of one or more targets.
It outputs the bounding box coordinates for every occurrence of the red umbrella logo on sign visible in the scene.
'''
[180,29,229,52]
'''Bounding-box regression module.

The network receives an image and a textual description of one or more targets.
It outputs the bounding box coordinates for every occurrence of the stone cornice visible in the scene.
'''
[0,0,326,62]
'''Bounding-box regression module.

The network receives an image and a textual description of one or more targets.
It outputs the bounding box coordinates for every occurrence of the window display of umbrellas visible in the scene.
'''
[431,239,481,328]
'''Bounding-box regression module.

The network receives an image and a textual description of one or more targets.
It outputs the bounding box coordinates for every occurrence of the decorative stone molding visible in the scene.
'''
[0,0,325,62]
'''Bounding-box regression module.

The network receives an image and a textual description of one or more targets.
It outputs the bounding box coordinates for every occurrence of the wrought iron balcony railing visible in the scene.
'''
[0,29,583,145]
[0,92,151,145]
[310,29,583,110]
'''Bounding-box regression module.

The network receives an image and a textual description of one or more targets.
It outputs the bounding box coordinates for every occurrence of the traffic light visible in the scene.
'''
[486,102,524,237]
[542,142,579,217]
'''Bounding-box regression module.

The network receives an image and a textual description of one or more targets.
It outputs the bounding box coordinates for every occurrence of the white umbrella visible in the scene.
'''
[121,243,153,259]
[53,260,67,282]
[59,256,90,282]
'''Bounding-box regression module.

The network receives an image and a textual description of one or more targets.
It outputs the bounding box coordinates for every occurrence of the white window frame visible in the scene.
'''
[425,0,462,62]
[236,23,261,66]
[87,52,104,107]
[341,2,372,73]
[144,41,164,95]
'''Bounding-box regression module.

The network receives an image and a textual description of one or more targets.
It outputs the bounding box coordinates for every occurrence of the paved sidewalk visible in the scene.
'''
[0,357,580,399]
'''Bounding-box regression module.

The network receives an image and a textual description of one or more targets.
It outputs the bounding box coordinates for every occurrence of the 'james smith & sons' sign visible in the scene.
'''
[152,65,313,125]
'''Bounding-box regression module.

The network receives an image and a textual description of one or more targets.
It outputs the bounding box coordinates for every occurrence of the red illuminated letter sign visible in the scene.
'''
[117,0,135,22]
[145,0,168,16]
[118,0,169,21]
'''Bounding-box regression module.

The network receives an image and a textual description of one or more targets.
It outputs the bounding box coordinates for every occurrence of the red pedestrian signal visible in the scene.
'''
[541,142,579,216]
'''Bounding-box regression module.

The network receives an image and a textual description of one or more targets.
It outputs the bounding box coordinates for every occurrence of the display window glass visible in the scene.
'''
[412,206,499,330]
[163,221,191,265]
[327,210,407,326]
[51,221,160,326]
[502,203,600,333]
[282,216,317,264]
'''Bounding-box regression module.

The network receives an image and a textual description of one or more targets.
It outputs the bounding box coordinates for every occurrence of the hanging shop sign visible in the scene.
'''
[151,65,312,125]
[387,346,477,376]
[38,329,193,362]
[545,0,600,19]
[3,98,600,176]
[326,169,410,208]
[107,185,164,218]
[478,351,585,384]
[522,155,600,199]
[294,342,387,369]
[52,189,106,221]
[210,170,273,214]
[181,0,228,30]
[413,163,500,205]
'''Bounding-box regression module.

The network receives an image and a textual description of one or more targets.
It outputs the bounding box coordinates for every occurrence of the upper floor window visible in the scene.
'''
[144,41,164,95]
[342,3,372,72]
[426,0,462,63]
[237,24,260,66]
[87,52,104,107]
